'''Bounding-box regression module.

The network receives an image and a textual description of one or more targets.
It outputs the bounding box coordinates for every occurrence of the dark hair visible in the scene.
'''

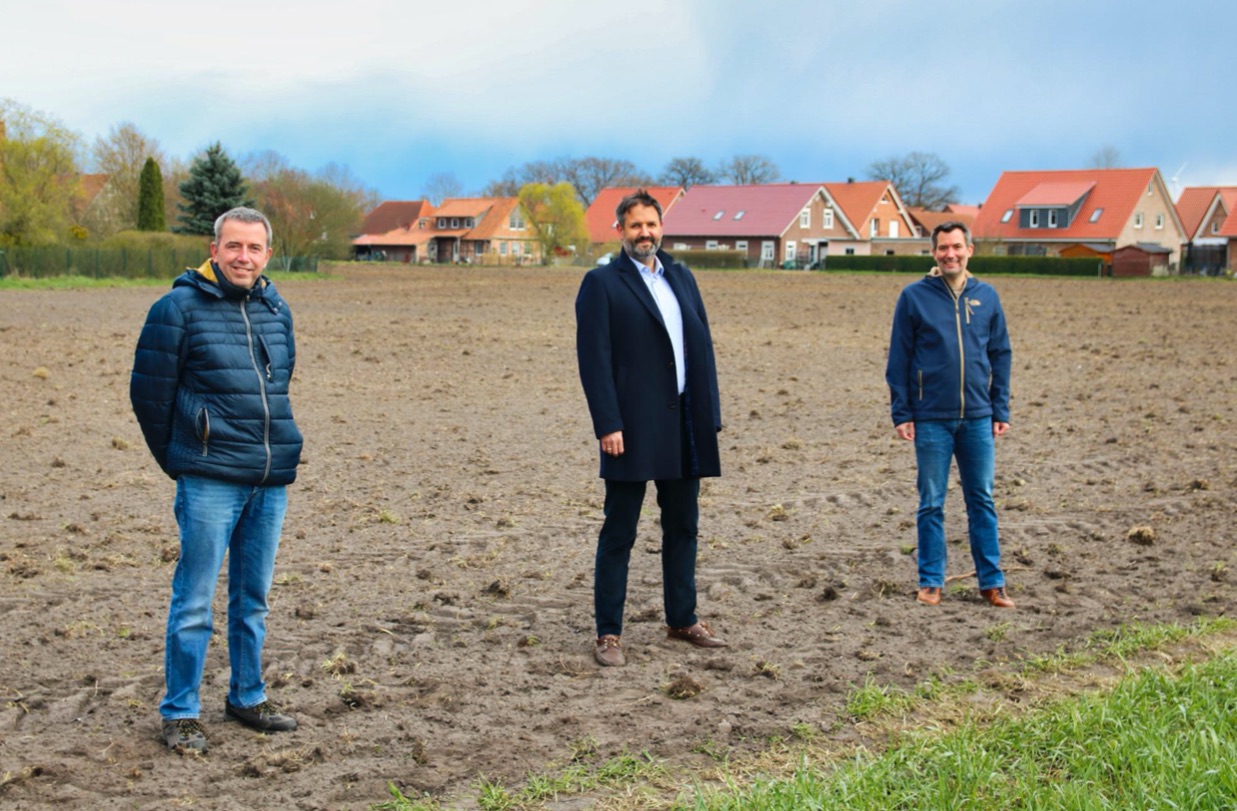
[615,189,663,228]
[930,220,972,250]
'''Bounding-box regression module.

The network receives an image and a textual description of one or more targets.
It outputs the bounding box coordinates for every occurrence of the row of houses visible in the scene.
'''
[351,167,1237,275]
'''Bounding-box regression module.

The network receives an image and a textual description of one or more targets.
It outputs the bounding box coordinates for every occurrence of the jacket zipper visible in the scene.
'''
[949,282,966,418]
[199,408,210,456]
[240,299,273,484]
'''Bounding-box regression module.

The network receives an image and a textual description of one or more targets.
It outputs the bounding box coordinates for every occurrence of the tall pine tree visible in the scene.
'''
[174,142,253,235]
[136,156,166,231]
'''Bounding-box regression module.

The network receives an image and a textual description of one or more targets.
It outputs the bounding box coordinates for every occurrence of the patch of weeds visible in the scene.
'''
[321,650,357,677]
[790,722,818,741]
[692,738,728,761]
[985,621,1013,643]
[378,510,400,525]
[273,572,302,586]
[899,544,915,555]
[372,781,443,811]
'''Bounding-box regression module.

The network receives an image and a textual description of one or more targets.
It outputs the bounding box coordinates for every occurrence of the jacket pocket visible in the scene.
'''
[195,407,211,456]
[916,369,923,401]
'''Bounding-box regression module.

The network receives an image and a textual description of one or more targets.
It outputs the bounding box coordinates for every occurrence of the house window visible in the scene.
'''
[1147,182,1153,195]
[886,250,895,256]
[1090,208,1103,223]
[889,221,899,238]
[823,209,834,228]
[509,212,525,230]
[706,240,719,250]
[1212,221,1221,235]
[800,209,810,228]
[465,218,475,228]
[499,242,508,256]
[1000,209,1013,223]
[785,241,796,261]
[735,240,748,253]
[1155,213,1164,229]
[1029,210,1039,228]
[1048,210,1058,228]
[674,243,689,250]
[1134,212,1143,228]
[845,248,855,255]
[451,218,460,228]
[761,241,774,260]
[713,210,725,220]
[437,217,447,228]
[870,219,879,237]
[512,242,521,256]
[734,210,746,220]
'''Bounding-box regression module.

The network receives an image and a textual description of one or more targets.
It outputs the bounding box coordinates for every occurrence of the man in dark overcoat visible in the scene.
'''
[575,189,726,667]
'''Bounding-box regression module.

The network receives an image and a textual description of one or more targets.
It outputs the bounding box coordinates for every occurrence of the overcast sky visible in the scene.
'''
[5,0,1233,205]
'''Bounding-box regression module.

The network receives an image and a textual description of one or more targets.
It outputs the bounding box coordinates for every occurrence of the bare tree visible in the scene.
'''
[659,157,715,189]
[422,171,463,205]
[558,157,651,206]
[482,159,565,198]
[867,151,959,210]
[90,122,165,235]
[717,154,781,185]
[1088,145,1122,169]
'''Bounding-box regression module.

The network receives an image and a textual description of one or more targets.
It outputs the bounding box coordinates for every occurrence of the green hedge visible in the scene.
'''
[818,254,1104,276]
[674,249,748,269]
[0,245,318,279]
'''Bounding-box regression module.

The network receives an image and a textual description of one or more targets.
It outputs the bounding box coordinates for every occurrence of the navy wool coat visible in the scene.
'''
[575,250,721,482]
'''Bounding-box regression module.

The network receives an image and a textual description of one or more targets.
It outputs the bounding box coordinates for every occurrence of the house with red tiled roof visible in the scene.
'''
[821,180,922,255]
[973,168,1187,269]
[662,184,842,268]
[1175,186,1237,274]
[352,200,435,262]
[586,186,684,247]
[352,198,541,264]
[907,207,974,240]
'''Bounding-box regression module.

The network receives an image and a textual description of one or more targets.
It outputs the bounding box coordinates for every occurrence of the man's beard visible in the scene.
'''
[624,237,660,259]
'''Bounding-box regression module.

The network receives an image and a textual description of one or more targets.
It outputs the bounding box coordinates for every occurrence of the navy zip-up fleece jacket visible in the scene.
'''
[130,261,303,486]
[885,270,1012,427]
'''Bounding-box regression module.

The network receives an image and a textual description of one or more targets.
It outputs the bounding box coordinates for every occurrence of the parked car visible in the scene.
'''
[596,252,614,266]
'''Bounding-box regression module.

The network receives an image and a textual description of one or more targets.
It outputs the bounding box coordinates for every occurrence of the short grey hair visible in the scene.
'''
[214,207,273,247]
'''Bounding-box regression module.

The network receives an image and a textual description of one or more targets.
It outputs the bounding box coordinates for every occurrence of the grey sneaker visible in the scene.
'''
[162,718,208,752]
[225,700,297,732]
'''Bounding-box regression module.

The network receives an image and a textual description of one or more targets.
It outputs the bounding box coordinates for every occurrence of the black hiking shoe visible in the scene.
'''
[162,718,208,752]
[225,700,298,732]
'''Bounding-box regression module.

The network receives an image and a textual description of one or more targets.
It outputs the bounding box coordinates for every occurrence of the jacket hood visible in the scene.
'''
[174,260,276,307]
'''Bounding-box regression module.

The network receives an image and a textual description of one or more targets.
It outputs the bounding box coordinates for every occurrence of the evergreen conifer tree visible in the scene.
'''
[173,142,253,235]
[136,156,166,231]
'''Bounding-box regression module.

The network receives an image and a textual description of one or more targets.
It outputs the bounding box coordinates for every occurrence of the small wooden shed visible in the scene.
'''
[1111,243,1172,277]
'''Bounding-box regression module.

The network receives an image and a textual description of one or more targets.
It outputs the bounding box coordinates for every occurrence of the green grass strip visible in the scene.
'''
[686,650,1237,810]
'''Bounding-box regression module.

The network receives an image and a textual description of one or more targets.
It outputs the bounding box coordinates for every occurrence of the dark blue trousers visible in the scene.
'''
[593,477,700,637]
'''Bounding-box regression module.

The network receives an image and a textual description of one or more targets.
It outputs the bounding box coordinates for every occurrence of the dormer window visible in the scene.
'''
[1029,210,1039,228]
[1048,210,1058,228]
[451,218,460,229]
[437,217,447,228]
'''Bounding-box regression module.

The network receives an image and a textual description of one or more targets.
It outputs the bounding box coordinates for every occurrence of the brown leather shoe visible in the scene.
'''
[594,635,625,667]
[667,621,728,648]
[916,586,942,606]
[981,587,1015,608]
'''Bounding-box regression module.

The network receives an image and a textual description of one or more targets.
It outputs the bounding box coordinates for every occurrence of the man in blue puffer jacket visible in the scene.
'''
[885,221,1015,610]
[131,207,303,752]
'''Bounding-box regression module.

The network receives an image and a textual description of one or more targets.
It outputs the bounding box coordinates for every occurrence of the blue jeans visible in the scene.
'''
[594,478,700,637]
[913,418,1005,591]
[160,476,287,720]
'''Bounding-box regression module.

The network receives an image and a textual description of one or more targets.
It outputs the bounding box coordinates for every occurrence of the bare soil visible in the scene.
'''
[1,266,1233,810]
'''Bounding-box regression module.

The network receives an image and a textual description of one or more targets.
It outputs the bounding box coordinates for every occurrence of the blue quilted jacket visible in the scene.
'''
[130,261,303,486]
[886,270,1012,427]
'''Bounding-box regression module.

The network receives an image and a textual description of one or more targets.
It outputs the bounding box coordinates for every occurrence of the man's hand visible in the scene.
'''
[895,422,915,441]
[600,431,624,456]
[993,421,1010,437]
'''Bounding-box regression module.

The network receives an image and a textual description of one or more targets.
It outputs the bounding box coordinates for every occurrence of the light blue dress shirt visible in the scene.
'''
[630,252,686,394]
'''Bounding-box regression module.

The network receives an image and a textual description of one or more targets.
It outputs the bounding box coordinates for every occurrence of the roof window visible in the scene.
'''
[713,210,725,220]
[1000,209,1013,223]
[1089,208,1103,223]
[734,211,745,220]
